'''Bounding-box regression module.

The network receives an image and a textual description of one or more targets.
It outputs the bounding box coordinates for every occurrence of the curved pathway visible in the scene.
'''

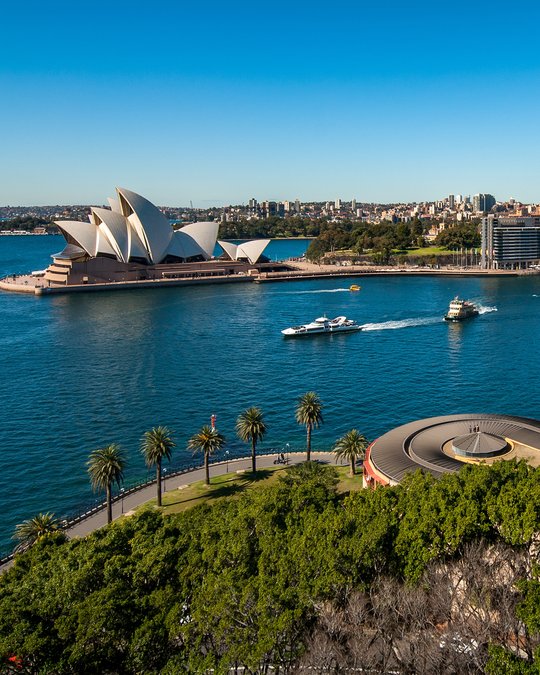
[66,451,340,539]
[0,452,341,573]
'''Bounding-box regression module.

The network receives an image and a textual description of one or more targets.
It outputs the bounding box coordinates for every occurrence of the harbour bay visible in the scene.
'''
[0,235,539,552]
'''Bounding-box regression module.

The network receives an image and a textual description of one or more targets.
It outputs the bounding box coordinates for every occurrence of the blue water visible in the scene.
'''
[0,235,539,552]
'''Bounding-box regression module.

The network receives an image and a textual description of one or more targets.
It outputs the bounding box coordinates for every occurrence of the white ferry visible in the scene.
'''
[282,315,362,336]
[444,297,479,322]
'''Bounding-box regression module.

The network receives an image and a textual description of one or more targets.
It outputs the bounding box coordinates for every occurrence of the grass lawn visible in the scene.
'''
[400,246,448,257]
[335,465,365,494]
[159,466,288,515]
[136,464,365,516]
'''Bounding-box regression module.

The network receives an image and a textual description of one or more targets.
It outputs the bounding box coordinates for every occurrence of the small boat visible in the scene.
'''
[444,297,479,321]
[350,284,361,292]
[282,315,362,336]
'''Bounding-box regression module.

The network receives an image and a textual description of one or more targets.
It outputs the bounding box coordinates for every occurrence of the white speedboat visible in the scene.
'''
[281,315,362,336]
[444,297,479,321]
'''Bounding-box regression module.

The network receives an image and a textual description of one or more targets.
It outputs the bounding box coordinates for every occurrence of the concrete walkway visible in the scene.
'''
[0,452,341,573]
[66,451,340,539]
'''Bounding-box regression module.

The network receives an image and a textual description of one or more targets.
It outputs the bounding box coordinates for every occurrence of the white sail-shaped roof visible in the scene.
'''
[217,240,239,260]
[117,187,172,263]
[107,197,121,213]
[96,230,118,257]
[54,188,256,266]
[237,239,271,264]
[129,228,151,261]
[218,239,271,264]
[56,221,98,257]
[92,207,133,263]
[179,222,219,259]
[166,232,207,260]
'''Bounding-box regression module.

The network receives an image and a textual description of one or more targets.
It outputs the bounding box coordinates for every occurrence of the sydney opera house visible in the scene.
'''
[37,187,288,291]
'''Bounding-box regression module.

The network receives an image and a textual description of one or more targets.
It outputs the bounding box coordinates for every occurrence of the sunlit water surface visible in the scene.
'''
[0,235,539,551]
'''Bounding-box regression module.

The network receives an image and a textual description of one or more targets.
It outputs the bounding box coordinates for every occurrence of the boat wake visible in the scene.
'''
[477,305,497,315]
[361,316,441,331]
[283,288,352,295]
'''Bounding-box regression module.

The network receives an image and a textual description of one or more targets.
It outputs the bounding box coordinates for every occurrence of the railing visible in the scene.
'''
[0,446,331,565]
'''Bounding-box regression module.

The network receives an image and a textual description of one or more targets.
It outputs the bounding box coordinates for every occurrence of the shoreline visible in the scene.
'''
[0,263,534,296]
[0,451,338,571]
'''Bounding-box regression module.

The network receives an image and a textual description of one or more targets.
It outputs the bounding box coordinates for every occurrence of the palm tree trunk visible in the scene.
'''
[205,451,210,485]
[251,438,256,473]
[306,424,312,462]
[350,457,355,477]
[156,457,162,507]
[106,483,112,524]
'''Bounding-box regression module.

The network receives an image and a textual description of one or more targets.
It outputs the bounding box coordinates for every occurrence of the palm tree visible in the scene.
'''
[334,429,369,476]
[13,512,64,553]
[188,425,225,485]
[236,407,267,473]
[87,444,127,524]
[140,426,175,507]
[295,391,323,461]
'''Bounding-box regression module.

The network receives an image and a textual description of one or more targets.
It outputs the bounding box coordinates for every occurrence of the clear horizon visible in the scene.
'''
[2,0,540,205]
[0,194,533,210]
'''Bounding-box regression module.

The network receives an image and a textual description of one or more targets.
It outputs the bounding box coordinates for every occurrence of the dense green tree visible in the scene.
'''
[394,223,412,250]
[435,222,481,249]
[3,461,540,672]
[87,444,127,524]
[295,392,323,461]
[140,426,175,507]
[188,425,226,485]
[333,429,369,476]
[0,215,52,232]
[236,407,267,473]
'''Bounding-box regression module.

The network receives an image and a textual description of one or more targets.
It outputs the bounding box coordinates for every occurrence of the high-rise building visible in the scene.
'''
[335,198,341,210]
[473,194,496,214]
[263,201,277,217]
[448,194,455,209]
[351,198,357,211]
[294,199,301,213]
[482,215,540,269]
[248,198,257,210]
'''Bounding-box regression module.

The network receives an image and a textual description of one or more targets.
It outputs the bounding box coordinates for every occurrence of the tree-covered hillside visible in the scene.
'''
[1,461,540,673]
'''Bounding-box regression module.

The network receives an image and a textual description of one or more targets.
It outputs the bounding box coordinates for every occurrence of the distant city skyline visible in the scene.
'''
[2,0,540,205]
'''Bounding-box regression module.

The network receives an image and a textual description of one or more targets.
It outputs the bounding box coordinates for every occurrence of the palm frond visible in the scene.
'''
[140,426,175,468]
[87,444,127,492]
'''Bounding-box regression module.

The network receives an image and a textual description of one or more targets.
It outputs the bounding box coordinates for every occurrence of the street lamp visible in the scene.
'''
[285,443,290,464]
[225,450,230,473]
[120,488,125,515]
[163,468,168,493]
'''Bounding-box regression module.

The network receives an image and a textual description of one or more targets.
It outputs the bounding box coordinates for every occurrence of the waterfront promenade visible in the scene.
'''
[66,451,338,539]
[0,452,339,572]
[0,262,531,295]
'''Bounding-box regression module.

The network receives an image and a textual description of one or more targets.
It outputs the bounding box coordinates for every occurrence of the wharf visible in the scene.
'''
[0,273,253,295]
[256,261,531,282]
[0,264,534,296]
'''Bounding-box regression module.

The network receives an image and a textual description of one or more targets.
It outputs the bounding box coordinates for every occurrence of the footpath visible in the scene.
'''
[66,451,338,539]
[1,452,339,572]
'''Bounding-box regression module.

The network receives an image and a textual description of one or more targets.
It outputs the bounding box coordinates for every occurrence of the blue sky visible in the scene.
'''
[2,0,540,205]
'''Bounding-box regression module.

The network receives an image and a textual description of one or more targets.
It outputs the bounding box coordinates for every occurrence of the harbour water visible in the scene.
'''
[0,235,539,552]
